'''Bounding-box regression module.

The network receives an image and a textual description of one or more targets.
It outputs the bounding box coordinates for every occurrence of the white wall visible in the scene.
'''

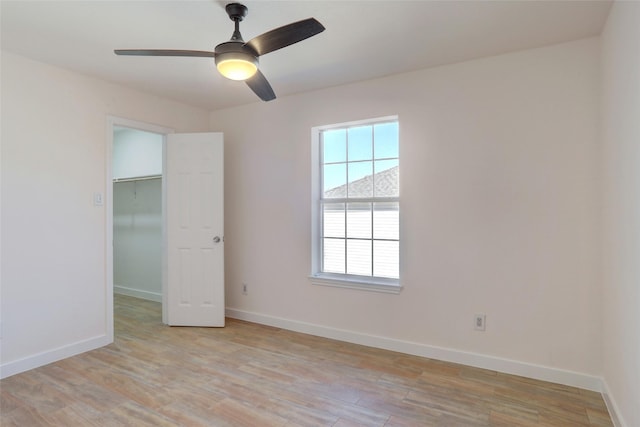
[601,2,640,426]
[113,127,163,180]
[211,38,602,388]
[0,51,209,377]
[113,179,162,302]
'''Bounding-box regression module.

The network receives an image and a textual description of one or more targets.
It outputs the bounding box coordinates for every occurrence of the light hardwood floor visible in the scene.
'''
[1,295,613,426]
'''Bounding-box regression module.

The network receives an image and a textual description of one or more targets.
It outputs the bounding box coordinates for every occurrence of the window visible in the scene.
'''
[310,117,400,293]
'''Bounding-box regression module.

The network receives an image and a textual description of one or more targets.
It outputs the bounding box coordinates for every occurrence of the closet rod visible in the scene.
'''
[113,174,162,183]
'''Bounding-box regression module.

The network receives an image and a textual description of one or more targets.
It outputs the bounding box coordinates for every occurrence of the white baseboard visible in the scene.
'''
[226,307,603,392]
[114,284,162,302]
[0,335,111,379]
[602,380,628,427]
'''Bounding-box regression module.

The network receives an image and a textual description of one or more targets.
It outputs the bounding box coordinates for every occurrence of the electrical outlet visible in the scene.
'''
[474,314,486,331]
[242,283,248,295]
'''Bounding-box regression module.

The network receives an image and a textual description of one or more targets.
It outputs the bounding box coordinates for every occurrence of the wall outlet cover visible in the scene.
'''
[474,314,486,331]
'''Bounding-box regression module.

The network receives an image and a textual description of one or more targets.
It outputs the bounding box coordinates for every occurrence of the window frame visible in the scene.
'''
[309,116,401,294]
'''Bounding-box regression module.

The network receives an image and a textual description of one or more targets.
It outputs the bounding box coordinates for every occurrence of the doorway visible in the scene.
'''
[113,126,163,301]
[106,117,173,340]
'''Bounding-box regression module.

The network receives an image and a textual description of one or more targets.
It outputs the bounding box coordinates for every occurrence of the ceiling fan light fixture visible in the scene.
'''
[216,52,258,81]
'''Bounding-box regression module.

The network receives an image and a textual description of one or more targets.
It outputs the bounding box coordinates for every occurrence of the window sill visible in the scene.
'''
[308,274,402,294]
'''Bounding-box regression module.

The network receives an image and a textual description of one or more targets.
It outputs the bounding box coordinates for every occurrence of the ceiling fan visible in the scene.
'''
[114,3,325,102]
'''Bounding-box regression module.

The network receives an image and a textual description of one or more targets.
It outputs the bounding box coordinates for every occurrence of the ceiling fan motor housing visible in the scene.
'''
[214,41,259,80]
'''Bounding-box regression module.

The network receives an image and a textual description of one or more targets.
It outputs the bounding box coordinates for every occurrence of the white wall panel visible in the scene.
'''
[601,2,640,426]
[113,128,162,179]
[113,179,162,301]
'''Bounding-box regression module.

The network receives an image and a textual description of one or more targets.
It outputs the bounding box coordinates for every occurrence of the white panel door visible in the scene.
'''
[166,132,224,326]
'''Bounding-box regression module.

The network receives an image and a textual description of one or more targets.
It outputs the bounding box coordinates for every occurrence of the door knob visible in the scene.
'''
[213,236,221,243]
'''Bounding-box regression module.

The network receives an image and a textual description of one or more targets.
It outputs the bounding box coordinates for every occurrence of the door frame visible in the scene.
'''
[106,116,174,341]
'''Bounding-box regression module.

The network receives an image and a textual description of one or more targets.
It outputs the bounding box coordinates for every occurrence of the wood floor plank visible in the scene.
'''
[0,294,614,426]
[94,401,179,427]
[41,403,103,427]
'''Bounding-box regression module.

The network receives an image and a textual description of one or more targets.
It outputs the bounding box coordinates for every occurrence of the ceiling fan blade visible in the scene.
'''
[245,69,276,102]
[114,49,216,58]
[246,18,325,56]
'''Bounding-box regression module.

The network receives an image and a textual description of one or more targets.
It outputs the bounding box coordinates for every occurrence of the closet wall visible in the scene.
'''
[113,127,163,301]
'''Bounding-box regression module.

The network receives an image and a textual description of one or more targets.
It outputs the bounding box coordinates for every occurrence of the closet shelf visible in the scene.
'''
[113,175,162,183]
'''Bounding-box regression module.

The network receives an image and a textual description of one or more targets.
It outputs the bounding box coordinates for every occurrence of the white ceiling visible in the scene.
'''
[1,0,612,111]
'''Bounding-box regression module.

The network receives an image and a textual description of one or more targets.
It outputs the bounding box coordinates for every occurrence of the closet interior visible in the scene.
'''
[113,126,163,302]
